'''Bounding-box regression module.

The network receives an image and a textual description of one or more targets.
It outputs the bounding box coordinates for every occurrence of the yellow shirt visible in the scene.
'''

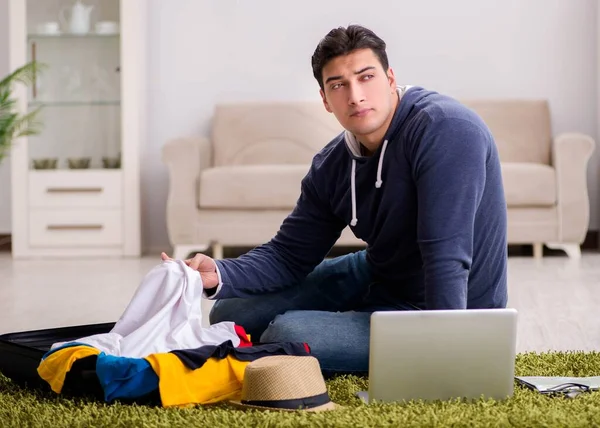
[37,346,100,393]
[145,352,249,408]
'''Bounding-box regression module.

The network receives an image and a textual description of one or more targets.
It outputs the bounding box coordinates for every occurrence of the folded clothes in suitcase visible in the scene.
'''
[0,322,130,402]
[0,260,312,407]
[0,259,242,402]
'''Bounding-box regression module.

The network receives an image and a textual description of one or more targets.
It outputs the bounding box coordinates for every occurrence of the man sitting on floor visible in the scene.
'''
[162,24,508,376]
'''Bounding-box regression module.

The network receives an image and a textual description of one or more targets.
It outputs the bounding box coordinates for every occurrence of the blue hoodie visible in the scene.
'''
[213,86,508,310]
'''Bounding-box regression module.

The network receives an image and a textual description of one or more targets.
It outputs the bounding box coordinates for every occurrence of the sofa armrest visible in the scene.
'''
[552,132,595,243]
[162,136,212,245]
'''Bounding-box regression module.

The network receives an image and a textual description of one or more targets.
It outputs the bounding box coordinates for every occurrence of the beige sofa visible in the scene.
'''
[162,99,595,261]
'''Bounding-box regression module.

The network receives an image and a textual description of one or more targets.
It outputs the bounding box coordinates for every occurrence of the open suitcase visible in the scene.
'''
[0,323,160,404]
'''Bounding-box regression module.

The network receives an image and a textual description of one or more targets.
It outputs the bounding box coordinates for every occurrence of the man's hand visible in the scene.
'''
[161,252,219,289]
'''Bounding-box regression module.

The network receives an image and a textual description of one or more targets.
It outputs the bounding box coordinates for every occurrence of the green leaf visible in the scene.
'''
[14,118,41,140]
[0,61,47,90]
[0,61,47,164]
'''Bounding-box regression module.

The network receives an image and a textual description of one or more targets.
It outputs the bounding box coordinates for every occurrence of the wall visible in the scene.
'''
[143,0,598,253]
[2,0,598,248]
[0,0,10,233]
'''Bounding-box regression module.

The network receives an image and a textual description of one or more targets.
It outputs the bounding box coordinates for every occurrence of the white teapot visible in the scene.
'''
[59,0,94,35]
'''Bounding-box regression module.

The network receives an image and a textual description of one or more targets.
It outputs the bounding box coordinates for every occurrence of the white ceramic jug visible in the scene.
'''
[59,0,94,35]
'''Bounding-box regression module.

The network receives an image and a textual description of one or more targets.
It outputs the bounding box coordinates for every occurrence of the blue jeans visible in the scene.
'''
[209,250,419,376]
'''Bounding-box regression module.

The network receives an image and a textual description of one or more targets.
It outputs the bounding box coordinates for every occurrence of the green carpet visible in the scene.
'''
[1,352,600,427]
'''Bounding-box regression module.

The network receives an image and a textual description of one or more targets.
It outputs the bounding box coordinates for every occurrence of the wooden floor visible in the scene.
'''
[0,251,599,354]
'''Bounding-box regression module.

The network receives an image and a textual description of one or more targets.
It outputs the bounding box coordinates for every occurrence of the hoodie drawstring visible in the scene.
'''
[350,139,388,227]
[350,159,358,226]
[376,139,388,188]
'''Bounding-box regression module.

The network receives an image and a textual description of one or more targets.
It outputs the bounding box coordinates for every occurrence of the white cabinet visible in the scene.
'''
[8,0,146,257]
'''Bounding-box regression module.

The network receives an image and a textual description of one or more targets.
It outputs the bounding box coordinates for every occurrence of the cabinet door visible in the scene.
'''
[26,0,122,172]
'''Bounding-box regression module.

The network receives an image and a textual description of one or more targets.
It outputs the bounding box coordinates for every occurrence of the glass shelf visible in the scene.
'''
[28,100,121,107]
[28,33,120,40]
[29,166,122,171]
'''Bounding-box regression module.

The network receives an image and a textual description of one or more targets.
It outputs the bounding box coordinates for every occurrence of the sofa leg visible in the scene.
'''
[212,242,224,260]
[172,244,209,260]
[533,243,543,259]
[545,243,582,260]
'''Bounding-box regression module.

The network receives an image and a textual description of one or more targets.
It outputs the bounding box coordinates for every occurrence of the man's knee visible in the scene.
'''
[208,299,236,325]
[260,311,308,343]
[209,298,280,340]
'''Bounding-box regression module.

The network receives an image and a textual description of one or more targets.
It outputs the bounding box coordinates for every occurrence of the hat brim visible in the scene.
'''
[228,400,339,412]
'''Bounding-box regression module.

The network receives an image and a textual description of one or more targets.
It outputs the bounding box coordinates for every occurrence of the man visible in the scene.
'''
[161,24,508,375]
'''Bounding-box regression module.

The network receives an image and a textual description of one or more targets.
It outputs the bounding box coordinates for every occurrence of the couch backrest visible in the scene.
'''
[210,99,553,166]
[461,99,552,164]
[211,101,343,166]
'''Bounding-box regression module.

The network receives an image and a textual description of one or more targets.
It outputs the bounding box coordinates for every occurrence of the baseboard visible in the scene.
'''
[505,230,599,257]
[142,245,172,257]
[222,230,600,258]
[582,230,598,250]
[0,234,10,252]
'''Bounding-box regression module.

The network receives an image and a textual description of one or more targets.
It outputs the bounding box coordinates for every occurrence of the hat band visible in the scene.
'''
[241,391,331,410]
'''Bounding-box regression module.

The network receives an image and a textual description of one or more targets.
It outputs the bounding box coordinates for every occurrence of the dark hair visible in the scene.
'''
[311,25,389,90]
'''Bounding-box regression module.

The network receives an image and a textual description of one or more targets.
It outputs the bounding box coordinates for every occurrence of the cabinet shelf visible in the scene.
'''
[28,100,121,107]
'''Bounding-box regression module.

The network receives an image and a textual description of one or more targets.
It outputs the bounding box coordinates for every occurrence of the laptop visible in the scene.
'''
[357,308,518,404]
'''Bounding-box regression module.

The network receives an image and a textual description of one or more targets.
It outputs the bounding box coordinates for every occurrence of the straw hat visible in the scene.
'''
[230,355,339,412]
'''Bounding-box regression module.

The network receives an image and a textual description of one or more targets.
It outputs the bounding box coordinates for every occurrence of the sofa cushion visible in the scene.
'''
[200,163,556,210]
[502,163,556,207]
[199,165,309,209]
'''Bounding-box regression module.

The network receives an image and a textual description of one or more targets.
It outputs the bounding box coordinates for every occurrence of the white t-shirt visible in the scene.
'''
[51,260,242,358]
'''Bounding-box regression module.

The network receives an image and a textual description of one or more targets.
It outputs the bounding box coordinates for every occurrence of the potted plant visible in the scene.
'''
[0,61,46,165]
